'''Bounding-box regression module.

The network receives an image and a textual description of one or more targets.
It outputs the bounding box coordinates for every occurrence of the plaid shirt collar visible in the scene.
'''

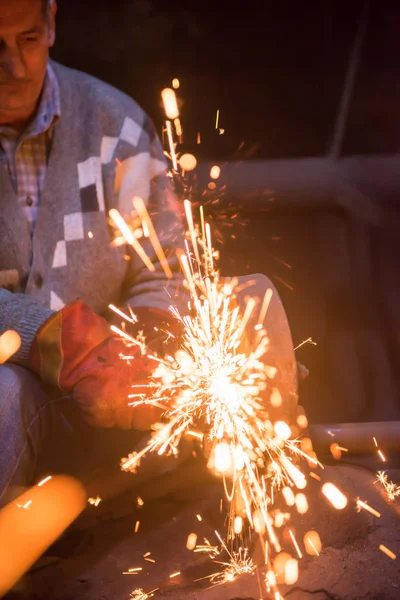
[0,62,61,144]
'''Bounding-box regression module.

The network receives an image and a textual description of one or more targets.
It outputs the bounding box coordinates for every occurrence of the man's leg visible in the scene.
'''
[0,364,58,506]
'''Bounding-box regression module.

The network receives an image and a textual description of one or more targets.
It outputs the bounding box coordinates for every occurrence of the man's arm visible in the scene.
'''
[0,289,53,364]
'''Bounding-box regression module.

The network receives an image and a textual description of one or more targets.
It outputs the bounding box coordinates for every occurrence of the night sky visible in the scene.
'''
[51,0,400,161]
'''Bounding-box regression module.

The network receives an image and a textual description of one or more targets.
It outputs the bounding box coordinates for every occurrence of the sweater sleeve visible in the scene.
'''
[0,288,54,364]
[115,116,187,317]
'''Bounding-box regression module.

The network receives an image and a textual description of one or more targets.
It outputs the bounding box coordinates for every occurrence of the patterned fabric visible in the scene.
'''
[0,64,61,232]
[0,61,185,363]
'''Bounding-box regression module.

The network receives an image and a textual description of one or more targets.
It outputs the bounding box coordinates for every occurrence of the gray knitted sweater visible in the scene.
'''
[0,61,184,363]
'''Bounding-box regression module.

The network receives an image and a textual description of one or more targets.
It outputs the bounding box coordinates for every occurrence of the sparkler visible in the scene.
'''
[112,196,318,596]
[118,201,316,566]
[109,81,398,597]
[160,82,247,244]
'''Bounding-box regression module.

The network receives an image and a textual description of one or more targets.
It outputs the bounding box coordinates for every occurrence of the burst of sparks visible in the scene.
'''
[113,199,317,598]
[207,548,256,585]
[376,471,400,502]
[88,496,102,507]
[129,589,158,600]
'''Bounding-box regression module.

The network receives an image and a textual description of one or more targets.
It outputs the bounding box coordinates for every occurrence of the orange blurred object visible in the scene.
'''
[0,476,86,596]
[0,331,21,364]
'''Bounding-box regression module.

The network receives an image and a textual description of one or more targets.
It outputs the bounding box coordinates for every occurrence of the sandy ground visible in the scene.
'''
[11,461,400,600]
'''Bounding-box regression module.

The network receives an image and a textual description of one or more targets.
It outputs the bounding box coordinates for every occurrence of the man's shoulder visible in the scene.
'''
[51,60,148,127]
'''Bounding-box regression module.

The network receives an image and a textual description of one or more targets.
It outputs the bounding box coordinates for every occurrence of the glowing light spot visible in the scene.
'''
[295,493,308,514]
[161,88,179,120]
[322,483,347,510]
[186,533,197,550]
[234,516,243,534]
[304,530,322,556]
[379,544,396,560]
[253,510,265,534]
[330,443,342,460]
[297,414,308,429]
[270,388,282,408]
[282,487,295,507]
[273,552,292,584]
[0,330,21,364]
[274,421,291,441]
[178,153,197,172]
[214,442,231,473]
[208,182,217,191]
[210,165,221,180]
[88,231,94,239]
[172,78,180,89]
[284,558,299,585]
[169,571,181,578]
[38,476,52,487]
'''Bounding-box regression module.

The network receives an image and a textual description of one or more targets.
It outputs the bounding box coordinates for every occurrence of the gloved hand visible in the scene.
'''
[28,301,168,430]
[111,305,185,359]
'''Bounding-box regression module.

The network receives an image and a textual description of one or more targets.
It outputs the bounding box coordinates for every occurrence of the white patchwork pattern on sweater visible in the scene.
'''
[50,291,65,310]
[52,240,67,268]
[101,136,119,164]
[120,117,142,147]
[77,156,105,212]
[51,215,83,268]
[54,117,149,272]
[64,212,85,242]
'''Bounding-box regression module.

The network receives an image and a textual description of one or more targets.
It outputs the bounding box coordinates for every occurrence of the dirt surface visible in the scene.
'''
[12,462,400,600]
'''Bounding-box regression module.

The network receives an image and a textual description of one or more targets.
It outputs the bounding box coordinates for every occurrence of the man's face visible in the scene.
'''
[0,0,56,125]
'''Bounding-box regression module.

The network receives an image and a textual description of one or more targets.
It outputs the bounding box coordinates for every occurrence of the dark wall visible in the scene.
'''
[52,0,400,160]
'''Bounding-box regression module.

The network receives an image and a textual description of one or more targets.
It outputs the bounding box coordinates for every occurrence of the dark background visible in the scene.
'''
[51,0,400,425]
[52,0,400,159]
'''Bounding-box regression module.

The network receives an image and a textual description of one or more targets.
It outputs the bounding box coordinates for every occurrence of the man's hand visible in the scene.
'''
[28,301,162,430]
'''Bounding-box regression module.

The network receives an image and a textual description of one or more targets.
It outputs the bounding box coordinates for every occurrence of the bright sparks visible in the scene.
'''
[379,545,397,560]
[376,471,400,502]
[130,589,158,600]
[113,200,316,598]
[322,483,348,510]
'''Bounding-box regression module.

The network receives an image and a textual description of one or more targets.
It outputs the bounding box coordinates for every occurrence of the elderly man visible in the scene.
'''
[0,0,298,507]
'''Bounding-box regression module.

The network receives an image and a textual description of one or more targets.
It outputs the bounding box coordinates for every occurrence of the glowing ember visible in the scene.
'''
[210,165,221,180]
[322,483,348,510]
[161,88,179,120]
[0,330,21,364]
[186,533,197,550]
[304,530,322,556]
[356,499,381,518]
[88,496,102,507]
[179,153,197,172]
[169,571,181,579]
[379,545,397,560]
[37,476,52,488]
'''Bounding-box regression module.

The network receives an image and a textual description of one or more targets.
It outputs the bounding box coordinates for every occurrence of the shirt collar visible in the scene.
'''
[0,62,61,143]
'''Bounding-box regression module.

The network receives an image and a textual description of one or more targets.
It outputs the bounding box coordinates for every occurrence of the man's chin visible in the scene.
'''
[0,95,35,125]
